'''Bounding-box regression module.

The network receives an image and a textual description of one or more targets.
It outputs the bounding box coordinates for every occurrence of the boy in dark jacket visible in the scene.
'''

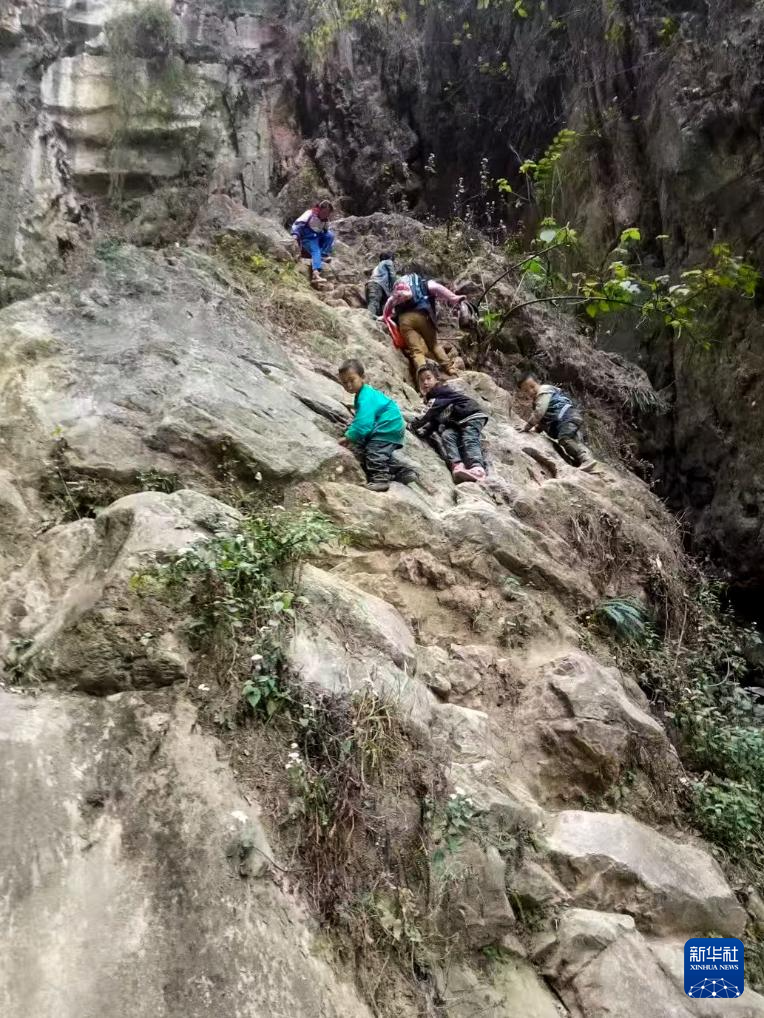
[409,362,488,483]
[338,358,417,492]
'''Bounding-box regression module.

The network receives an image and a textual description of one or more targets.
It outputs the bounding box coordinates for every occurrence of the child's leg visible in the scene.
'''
[390,448,417,484]
[304,233,322,272]
[558,423,595,468]
[441,426,477,482]
[459,419,487,469]
[420,316,456,375]
[367,282,385,317]
[364,439,395,489]
[319,230,335,258]
[439,427,462,467]
[399,312,430,372]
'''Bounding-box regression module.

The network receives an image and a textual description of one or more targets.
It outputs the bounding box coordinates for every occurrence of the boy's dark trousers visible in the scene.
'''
[553,412,592,466]
[360,439,410,484]
[439,419,486,468]
[366,281,387,317]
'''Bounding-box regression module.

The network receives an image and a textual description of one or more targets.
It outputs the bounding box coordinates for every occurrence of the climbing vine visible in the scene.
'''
[518,127,579,217]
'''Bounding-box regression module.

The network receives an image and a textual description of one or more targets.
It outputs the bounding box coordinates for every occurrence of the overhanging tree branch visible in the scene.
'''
[477,243,571,304]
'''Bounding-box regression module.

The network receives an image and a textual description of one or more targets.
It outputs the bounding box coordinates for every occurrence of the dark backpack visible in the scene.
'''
[542,386,577,437]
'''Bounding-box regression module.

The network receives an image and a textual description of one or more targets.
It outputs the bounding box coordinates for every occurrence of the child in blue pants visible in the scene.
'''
[291,200,335,282]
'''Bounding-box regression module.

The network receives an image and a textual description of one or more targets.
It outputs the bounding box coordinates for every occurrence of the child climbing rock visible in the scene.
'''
[291,200,335,283]
[338,359,418,492]
[516,372,597,471]
[410,362,488,483]
[382,272,467,378]
[366,252,397,318]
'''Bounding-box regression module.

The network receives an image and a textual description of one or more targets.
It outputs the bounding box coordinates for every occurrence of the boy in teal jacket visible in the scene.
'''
[338,359,417,491]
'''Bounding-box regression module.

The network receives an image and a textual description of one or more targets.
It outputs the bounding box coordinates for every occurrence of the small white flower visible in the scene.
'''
[197,683,210,692]
[290,742,298,749]
[255,472,263,482]
[250,653,263,663]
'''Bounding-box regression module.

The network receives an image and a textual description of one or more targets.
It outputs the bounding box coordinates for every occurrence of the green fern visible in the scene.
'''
[590,597,647,642]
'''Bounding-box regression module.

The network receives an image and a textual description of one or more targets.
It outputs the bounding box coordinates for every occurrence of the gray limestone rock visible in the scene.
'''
[0,688,372,1018]
[544,811,747,937]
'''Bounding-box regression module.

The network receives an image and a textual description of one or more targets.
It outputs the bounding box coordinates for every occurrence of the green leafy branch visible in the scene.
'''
[579,237,759,346]
[476,227,759,350]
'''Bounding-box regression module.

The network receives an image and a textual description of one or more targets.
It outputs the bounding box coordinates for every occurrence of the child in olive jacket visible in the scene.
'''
[338,359,417,492]
[409,362,488,483]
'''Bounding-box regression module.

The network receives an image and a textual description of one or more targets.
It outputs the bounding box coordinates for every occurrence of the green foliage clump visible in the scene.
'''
[583,582,763,864]
[664,588,764,854]
[659,15,679,44]
[348,887,425,964]
[519,129,579,216]
[617,584,764,863]
[214,235,296,285]
[133,508,337,723]
[691,779,763,853]
[137,467,181,493]
[520,129,579,189]
[475,225,759,355]
[162,509,337,644]
[589,597,649,643]
[304,0,405,59]
[425,791,484,868]
[279,682,404,913]
[580,235,760,347]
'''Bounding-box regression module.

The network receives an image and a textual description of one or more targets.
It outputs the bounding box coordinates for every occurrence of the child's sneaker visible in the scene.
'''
[579,458,598,472]
[366,480,390,492]
[468,465,486,481]
[451,462,477,484]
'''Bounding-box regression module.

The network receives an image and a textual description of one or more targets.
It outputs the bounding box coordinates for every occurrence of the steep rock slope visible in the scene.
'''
[292,0,764,586]
[2,0,761,583]
[0,209,761,1017]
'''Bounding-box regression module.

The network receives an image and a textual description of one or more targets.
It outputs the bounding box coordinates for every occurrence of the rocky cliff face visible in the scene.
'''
[0,203,761,1018]
[1,3,764,1016]
[292,0,764,589]
[3,0,761,588]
